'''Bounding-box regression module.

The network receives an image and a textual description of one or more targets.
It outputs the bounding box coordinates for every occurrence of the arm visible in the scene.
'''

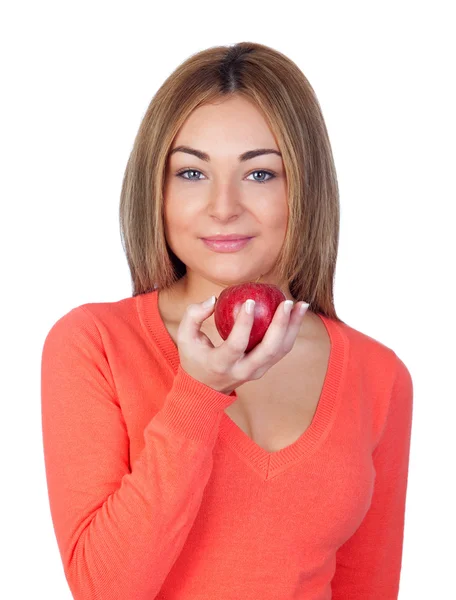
[41,306,231,600]
[331,354,414,599]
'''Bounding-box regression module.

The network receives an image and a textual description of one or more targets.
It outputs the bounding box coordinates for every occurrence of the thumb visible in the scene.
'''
[177,296,216,341]
[201,295,216,311]
[188,295,216,325]
[184,295,216,342]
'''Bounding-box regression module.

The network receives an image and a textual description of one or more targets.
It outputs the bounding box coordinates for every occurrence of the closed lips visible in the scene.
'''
[202,235,252,240]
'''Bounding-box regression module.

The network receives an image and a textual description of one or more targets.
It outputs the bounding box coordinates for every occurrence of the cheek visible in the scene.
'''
[261,202,289,233]
[164,197,193,232]
[163,178,190,222]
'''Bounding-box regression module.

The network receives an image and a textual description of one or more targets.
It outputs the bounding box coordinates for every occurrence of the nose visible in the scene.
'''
[207,180,243,221]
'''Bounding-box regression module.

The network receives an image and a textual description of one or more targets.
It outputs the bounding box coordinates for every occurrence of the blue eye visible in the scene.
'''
[175,169,276,184]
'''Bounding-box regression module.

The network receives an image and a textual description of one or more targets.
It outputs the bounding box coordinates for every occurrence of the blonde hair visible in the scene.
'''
[119,41,344,322]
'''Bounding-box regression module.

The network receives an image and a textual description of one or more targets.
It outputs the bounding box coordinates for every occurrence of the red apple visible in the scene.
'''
[214,282,287,353]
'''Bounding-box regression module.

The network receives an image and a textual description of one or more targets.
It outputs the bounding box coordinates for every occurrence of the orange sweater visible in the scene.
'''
[41,290,413,599]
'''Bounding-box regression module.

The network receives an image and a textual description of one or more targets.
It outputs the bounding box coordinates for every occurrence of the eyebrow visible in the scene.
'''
[168,145,282,162]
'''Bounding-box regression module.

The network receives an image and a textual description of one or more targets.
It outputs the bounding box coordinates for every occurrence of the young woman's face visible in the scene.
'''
[163,95,289,296]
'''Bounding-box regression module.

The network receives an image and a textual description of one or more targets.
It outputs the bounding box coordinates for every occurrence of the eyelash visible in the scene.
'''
[175,168,277,184]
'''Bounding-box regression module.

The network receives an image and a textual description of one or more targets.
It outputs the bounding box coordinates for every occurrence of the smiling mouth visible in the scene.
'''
[201,237,253,252]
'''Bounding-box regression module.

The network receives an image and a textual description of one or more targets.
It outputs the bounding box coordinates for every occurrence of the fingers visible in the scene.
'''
[282,302,310,352]
[221,299,256,356]
[250,299,294,359]
[178,295,309,377]
[178,296,216,344]
[242,299,308,368]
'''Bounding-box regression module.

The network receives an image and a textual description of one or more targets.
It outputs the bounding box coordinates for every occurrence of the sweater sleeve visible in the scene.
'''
[41,306,233,600]
[331,354,414,599]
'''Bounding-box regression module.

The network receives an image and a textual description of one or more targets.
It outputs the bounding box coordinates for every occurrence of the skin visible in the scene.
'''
[161,94,315,337]
[159,95,330,441]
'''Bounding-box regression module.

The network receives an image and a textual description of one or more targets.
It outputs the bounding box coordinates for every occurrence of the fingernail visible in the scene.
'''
[283,300,294,315]
[202,295,216,308]
[245,299,255,314]
[299,302,310,315]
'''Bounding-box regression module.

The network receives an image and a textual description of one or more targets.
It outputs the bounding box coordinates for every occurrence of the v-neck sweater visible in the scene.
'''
[41,289,413,600]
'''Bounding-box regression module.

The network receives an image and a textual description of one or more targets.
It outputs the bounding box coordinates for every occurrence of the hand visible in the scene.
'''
[176,296,310,395]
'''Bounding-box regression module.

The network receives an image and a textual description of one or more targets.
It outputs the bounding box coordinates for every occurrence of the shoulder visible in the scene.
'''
[335,317,413,406]
[43,295,139,343]
[335,318,413,448]
[338,316,413,393]
[337,318,402,370]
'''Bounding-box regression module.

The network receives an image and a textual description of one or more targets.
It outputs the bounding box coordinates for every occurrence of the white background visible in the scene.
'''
[1,1,454,598]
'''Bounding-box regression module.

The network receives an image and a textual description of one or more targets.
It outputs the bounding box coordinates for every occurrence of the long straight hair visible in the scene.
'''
[119,41,344,322]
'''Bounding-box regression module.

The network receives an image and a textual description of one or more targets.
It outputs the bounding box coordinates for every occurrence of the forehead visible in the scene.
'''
[170,97,280,157]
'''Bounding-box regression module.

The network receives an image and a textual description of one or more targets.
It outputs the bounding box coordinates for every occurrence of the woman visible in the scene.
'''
[41,41,413,599]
